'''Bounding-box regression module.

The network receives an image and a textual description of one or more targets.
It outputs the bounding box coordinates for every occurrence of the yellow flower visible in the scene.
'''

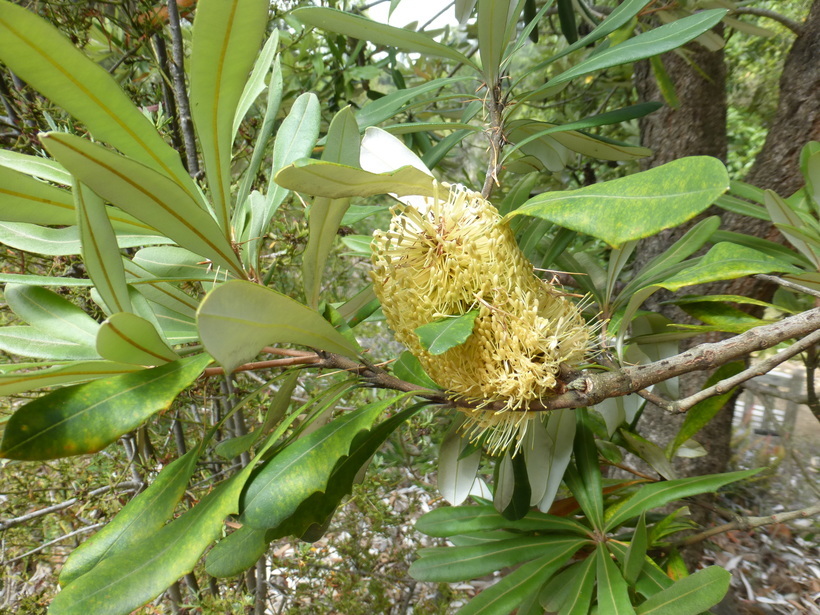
[371,182,591,454]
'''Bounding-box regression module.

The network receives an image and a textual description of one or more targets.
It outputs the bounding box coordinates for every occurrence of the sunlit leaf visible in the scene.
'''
[40,133,244,278]
[0,222,169,256]
[96,312,179,366]
[75,182,132,314]
[658,243,802,291]
[0,1,200,202]
[49,460,254,614]
[240,395,407,528]
[205,525,268,578]
[509,157,729,247]
[276,159,437,199]
[0,361,142,396]
[539,557,595,615]
[536,408,576,512]
[190,0,269,232]
[0,149,72,185]
[4,284,98,346]
[0,326,100,361]
[0,354,211,460]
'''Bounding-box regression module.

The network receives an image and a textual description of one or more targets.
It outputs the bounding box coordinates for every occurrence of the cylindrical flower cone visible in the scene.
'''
[371,183,591,454]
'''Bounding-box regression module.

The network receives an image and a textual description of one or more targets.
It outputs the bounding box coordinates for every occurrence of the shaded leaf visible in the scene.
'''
[621,430,677,480]
[536,408,576,512]
[293,7,475,67]
[61,446,201,586]
[0,354,211,460]
[411,536,587,583]
[240,395,406,528]
[415,310,479,355]
[392,351,441,390]
[597,544,636,615]
[438,417,482,506]
[622,513,648,585]
[205,525,268,578]
[415,504,590,537]
[197,280,359,374]
[605,468,760,531]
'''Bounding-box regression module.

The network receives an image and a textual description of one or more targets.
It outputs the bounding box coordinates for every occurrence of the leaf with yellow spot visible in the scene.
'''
[0,354,211,460]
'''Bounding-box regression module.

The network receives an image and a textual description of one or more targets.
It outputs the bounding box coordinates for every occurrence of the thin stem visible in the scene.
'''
[1,523,104,565]
[672,502,820,546]
[481,80,505,199]
[731,7,804,36]
[166,0,200,177]
[753,273,820,299]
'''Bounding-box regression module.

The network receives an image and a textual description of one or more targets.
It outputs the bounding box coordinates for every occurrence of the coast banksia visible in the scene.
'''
[371,182,592,454]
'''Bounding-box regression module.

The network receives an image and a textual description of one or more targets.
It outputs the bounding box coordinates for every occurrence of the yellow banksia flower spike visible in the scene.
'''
[371,182,592,455]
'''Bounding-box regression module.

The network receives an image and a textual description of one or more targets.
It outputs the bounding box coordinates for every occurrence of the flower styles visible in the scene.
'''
[371,182,591,454]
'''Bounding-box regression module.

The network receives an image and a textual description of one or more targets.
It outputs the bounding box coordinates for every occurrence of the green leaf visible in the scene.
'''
[509,157,728,247]
[556,0,577,44]
[392,351,441,390]
[293,7,476,68]
[478,0,520,84]
[60,446,201,586]
[621,430,676,480]
[541,557,596,615]
[234,55,283,214]
[96,312,179,366]
[415,505,590,538]
[0,149,72,185]
[40,133,244,278]
[356,77,474,129]
[48,461,254,615]
[649,54,680,109]
[536,408,576,512]
[635,566,731,615]
[214,371,299,460]
[265,401,425,540]
[0,222,166,256]
[597,544,637,615]
[622,513,647,585]
[4,284,98,346]
[0,165,75,226]
[133,246,220,282]
[666,362,744,457]
[608,541,674,598]
[0,0,200,204]
[190,0,269,232]
[0,361,141,396]
[122,260,199,317]
[240,395,407,528]
[303,107,360,309]
[205,525,268,578]
[266,93,320,217]
[438,418,482,506]
[411,536,587,583]
[0,354,211,460]
[657,243,802,291]
[75,183,132,314]
[455,546,579,615]
[415,310,479,355]
[573,408,604,528]
[232,30,279,141]
[494,449,532,521]
[0,326,99,361]
[764,189,820,269]
[605,468,760,531]
[197,279,359,374]
[543,10,728,93]
[275,159,437,199]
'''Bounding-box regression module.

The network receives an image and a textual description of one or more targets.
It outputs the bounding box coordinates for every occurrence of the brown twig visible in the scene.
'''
[165,0,200,177]
[672,502,820,546]
[753,273,820,299]
[730,7,804,36]
[481,80,505,199]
